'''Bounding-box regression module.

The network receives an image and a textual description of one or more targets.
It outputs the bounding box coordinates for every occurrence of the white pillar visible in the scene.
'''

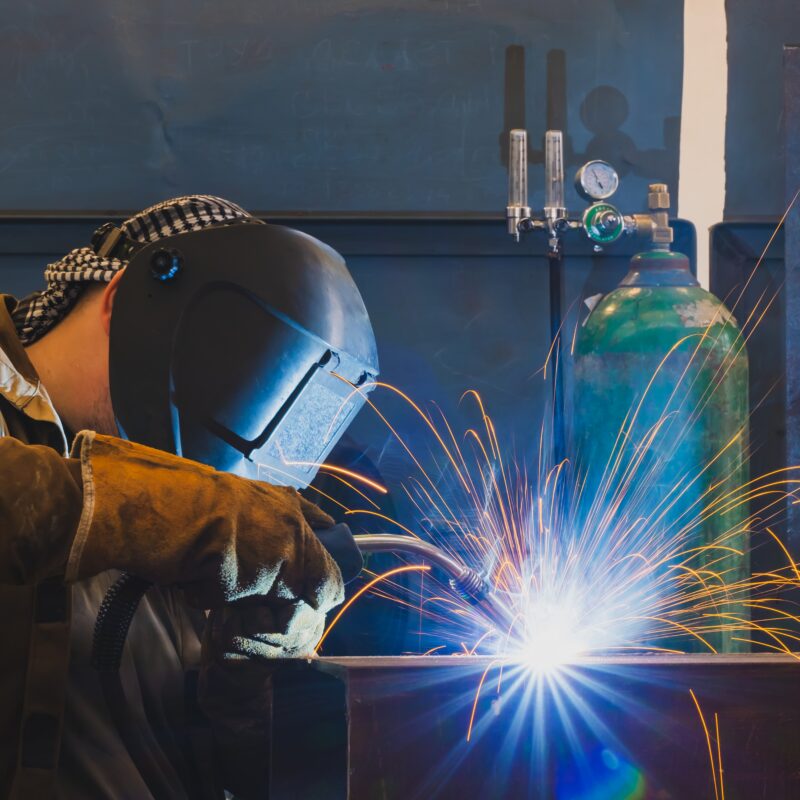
[679,0,728,289]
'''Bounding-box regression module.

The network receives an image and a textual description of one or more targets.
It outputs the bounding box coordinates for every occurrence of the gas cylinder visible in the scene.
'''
[572,233,749,653]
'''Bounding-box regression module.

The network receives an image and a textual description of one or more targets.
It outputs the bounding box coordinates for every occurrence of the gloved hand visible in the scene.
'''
[66,432,345,615]
[204,522,363,660]
[203,598,328,661]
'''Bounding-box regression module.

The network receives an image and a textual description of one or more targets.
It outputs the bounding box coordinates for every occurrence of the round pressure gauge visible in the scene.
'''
[575,160,619,201]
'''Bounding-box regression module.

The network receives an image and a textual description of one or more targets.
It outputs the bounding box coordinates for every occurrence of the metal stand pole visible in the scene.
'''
[548,241,565,465]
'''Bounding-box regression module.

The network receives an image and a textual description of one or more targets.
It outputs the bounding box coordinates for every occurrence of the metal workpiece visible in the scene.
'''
[271,654,800,799]
[353,534,515,633]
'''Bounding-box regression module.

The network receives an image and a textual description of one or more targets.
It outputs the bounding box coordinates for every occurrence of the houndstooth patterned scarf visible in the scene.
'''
[12,194,251,345]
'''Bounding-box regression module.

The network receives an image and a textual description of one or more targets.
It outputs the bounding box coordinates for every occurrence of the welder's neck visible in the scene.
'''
[24,314,117,437]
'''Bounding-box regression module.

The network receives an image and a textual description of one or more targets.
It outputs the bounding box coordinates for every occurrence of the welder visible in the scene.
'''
[0,195,379,798]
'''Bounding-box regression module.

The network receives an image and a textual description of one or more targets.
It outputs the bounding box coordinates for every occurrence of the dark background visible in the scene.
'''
[725,0,800,219]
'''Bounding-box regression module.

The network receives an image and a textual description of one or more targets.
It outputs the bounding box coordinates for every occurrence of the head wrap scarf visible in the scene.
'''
[12,194,251,345]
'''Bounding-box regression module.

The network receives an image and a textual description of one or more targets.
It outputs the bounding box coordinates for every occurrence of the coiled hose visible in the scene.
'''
[91,535,512,798]
[92,573,187,800]
[91,572,152,673]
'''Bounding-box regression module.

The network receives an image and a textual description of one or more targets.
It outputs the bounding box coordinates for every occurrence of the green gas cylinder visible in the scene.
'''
[572,245,749,654]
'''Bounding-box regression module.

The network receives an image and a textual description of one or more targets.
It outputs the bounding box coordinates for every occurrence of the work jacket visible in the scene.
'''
[0,295,241,799]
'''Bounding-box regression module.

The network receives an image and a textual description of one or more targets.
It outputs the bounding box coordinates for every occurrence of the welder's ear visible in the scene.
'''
[101,269,126,336]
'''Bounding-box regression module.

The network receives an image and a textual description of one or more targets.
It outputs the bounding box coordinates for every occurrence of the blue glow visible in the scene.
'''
[555,745,646,800]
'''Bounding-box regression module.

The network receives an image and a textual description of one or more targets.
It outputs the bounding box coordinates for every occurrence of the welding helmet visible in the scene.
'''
[107,219,379,488]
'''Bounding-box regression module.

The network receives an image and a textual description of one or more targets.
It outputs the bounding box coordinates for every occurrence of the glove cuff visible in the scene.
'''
[65,430,97,581]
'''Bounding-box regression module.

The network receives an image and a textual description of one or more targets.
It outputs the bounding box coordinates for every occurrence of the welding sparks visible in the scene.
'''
[278,198,800,794]
[308,199,800,686]
[314,378,800,670]
[690,690,726,800]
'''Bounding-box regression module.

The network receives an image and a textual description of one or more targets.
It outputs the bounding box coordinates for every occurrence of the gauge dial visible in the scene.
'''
[575,160,619,201]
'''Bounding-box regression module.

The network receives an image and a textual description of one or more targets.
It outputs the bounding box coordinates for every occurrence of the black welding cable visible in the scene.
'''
[92,525,365,800]
[93,532,509,798]
[92,573,188,800]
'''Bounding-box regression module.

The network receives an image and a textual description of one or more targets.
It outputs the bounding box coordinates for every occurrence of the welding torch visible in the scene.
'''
[90,530,515,800]
[93,529,516,680]
[347,533,516,634]
[89,528,515,795]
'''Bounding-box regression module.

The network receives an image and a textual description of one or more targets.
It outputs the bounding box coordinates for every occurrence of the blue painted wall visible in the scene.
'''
[725,0,800,219]
[0,1,683,213]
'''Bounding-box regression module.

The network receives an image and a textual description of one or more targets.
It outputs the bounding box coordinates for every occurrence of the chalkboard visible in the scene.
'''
[0,0,683,213]
[725,0,800,219]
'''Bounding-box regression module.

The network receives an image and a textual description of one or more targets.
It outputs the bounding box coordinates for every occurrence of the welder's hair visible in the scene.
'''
[12,195,251,345]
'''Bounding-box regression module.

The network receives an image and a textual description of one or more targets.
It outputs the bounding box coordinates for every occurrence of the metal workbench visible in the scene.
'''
[269,654,800,798]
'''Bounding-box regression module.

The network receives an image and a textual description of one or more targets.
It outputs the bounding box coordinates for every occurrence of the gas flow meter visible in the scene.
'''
[507,136,663,251]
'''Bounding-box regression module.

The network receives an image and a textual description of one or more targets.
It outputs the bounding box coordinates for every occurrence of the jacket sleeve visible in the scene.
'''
[1,430,342,611]
[0,437,83,584]
[67,431,341,610]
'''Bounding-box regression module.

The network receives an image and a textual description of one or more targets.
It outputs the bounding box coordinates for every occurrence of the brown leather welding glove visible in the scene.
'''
[203,599,328,661]
[66,431,344,613]
[203,522,363,661]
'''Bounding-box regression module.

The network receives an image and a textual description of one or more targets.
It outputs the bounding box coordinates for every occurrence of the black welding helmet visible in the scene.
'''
[108,219,379,488]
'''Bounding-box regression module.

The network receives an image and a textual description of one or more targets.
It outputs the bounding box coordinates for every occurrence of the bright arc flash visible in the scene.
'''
[515,597,589,674]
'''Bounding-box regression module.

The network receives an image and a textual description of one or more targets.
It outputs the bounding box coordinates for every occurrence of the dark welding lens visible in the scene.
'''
[150,249,182,281]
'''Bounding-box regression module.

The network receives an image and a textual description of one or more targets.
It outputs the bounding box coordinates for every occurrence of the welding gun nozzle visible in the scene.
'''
[351,534,514,634]
[450,571,515,634]
[448,569,486,602]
